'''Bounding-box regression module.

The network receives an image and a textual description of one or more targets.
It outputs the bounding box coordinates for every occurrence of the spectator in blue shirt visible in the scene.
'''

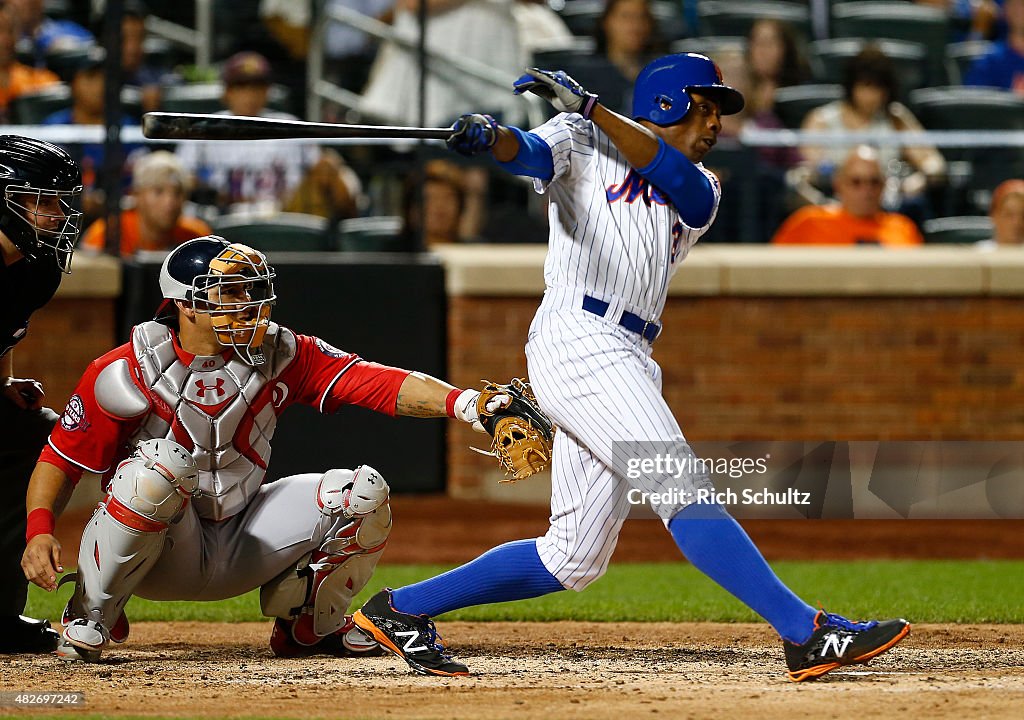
[41,46,142,225]
[964,0,1024,95]
[7,0,92,68]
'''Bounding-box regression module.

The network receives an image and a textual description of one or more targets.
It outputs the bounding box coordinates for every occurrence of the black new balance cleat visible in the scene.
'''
[352,588,469,677]
[784,610,911,682]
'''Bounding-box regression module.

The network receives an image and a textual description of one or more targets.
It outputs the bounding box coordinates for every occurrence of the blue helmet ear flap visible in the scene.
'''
[650,92,692,126]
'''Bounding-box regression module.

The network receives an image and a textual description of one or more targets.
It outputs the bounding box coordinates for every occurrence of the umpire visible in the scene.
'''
[0,136,83,653]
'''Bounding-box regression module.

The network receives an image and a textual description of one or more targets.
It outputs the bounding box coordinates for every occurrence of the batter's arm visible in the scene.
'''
[587,104,661,168]
[22,461,74,591]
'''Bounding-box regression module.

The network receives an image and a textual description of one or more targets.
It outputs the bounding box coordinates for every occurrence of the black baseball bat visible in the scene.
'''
[142,112,455,141]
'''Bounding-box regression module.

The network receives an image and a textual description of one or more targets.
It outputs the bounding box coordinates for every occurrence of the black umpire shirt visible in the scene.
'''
[0,254,61,360]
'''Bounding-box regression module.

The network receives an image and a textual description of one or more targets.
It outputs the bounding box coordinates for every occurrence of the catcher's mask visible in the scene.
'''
[0,135,83,273]
[155,235,276,365]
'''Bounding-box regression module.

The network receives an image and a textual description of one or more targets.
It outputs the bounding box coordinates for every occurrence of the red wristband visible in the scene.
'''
[26,508,55,542]
[445,388,463,418]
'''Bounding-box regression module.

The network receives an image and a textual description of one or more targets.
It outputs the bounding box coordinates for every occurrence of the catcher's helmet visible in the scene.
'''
[156,235,277,365]
[632,53,745,126]
[0,135,83,273]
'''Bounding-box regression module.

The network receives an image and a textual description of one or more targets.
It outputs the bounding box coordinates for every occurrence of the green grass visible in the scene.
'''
[25,560,1024,625]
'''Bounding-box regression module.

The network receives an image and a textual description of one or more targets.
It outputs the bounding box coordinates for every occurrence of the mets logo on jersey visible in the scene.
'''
[606,170,667,207]
[60,394,90,432]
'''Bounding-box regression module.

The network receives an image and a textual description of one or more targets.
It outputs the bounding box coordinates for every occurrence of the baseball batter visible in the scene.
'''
[354,54,910,680]
[20,236,505,661]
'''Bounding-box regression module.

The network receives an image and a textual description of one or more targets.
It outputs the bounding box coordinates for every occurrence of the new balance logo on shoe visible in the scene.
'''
[784,611,911,682]
[396,630,427,653]
[353,589,469,676]
[820,633,854,658]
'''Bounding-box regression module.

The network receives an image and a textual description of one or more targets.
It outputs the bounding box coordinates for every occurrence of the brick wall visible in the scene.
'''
[447,295,1024,495]
[11,298,118,413]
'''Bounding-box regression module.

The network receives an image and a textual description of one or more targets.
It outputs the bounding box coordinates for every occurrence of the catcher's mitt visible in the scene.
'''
[473,378,554,483]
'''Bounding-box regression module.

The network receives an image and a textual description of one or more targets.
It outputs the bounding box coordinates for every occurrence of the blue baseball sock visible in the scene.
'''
[668,503,818,644]
[390,538,565,618]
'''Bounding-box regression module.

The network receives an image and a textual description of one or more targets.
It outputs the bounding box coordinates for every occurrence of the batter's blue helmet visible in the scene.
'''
[632,53,745,126]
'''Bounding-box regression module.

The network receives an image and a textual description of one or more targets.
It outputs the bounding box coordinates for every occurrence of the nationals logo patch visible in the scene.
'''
[60,394,90,432]
[315,338,347,359]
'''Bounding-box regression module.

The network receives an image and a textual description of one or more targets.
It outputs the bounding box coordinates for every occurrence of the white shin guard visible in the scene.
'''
[66,439,197,635]
[261,465,392,643]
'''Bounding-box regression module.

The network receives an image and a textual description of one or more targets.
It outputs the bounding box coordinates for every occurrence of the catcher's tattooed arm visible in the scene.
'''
[394,372,459,418]
[392,372,510,432]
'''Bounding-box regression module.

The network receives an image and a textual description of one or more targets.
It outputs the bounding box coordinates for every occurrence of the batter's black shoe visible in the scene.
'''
[784,610,911,682]
[0,615,60,654]
[352,588,468,677]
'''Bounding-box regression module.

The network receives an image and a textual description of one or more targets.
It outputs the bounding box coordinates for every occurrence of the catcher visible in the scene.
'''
[20,235,551,661]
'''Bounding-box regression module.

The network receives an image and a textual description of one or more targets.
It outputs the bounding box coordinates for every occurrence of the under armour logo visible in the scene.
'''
[395,630,426,653]
[194,378,226,398]
[821,633,854,658]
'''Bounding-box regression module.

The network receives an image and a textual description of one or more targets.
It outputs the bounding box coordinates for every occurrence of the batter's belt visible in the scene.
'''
[581,295,662,342]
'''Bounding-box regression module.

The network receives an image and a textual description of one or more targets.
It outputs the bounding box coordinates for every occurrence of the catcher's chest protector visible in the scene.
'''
[125,321,297,520]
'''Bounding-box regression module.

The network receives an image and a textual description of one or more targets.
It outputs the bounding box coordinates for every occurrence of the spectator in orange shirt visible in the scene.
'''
[0,6,59,122]
[80,151,212,256]
[771,146,924,246]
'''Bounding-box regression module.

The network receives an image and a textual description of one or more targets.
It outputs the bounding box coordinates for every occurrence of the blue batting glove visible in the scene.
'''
[447,113,499,157]
[512,68,598,119]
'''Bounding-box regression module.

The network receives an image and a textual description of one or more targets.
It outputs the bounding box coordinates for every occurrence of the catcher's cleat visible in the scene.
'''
[784,610,910,682]
[56,618,108,663]
[0,615,60,654]
[270,615,383,658]
[352,588,469,677]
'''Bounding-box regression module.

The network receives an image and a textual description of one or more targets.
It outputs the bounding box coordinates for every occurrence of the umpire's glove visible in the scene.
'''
[447,113,500,157]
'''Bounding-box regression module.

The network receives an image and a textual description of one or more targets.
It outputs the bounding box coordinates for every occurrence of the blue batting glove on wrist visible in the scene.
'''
[512,68,599,119]
[447,113,500,157]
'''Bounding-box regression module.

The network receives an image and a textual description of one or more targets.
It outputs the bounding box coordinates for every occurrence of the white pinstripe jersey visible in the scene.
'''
[530,113,721,322]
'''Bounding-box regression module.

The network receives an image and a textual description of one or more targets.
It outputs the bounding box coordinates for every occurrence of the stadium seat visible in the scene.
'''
[532,43,597,74]
[909,87,1024,131]
[922,216,993,244]
[44,44,97,80]
[650,2,689,43]
[10,85,71,124]
[211,212,332,252]
[697,1,811,42]
[772,84,844,129]
[161,83,291,115]
[559,1,687,42]
[808,38,927,101]
[337,216,406,252]
[945,40,994,85]
[910,87,1024,211]
[532,36,596,67]
[830,2,948,85]
[670,36,747,59]
[558,0,604,37]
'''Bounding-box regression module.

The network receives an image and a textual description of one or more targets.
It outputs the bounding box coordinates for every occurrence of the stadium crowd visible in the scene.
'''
[2,0,1022,251]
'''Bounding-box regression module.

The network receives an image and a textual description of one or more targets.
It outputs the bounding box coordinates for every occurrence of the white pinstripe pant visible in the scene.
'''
[526,302,714,591]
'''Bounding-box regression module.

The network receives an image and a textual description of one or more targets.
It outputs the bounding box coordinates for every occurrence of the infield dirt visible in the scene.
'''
[8,497,1020,719]
[3,622,1023,719]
